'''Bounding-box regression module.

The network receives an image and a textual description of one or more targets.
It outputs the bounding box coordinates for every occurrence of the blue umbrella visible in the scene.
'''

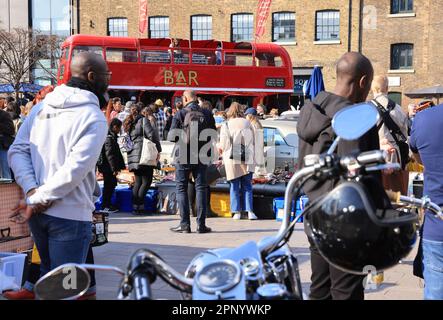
[0,84,14,93]
[19,83,43,93]
[0,83,43,93]
[305,66,325,100]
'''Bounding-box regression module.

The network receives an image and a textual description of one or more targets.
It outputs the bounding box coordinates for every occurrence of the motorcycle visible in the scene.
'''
[33,101,443,300]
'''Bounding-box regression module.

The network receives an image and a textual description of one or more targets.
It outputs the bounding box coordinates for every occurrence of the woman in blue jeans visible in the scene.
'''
[219,102,257,220]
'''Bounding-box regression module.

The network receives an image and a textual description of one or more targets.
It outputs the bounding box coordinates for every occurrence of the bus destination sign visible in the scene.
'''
[265,78,286,88]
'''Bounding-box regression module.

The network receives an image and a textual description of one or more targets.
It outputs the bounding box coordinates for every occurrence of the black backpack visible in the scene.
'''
[182,106,207,145]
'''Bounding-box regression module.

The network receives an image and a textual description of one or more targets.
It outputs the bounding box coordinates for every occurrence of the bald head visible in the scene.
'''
[371,75,389,95]
[71,52,107,78]
[70,52,110,95]
[183,90,197,101]
[335,52,374,103]
[336,52,373,83]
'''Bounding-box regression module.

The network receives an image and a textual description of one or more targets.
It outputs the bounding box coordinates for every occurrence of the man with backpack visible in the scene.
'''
[371,75,410,194]
[168,90,216,233]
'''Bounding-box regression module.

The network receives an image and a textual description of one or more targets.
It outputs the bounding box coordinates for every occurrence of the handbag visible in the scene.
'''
[91,211,109,247]
[139,118,159,166]
[226,122,247,162]
[207,163,224,184]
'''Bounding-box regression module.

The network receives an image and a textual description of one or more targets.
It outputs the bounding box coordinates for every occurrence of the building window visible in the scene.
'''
[32,0,71,36]
[388,92,402,105]
[31,0,71,86]
[149,16,169,38]
[272,12,296,42]
[107,18,128,37]
[391,0,413,14]
[315,10,340,41]
[391,43,413,69]
[231,13,254,42]
[191,15,212,40]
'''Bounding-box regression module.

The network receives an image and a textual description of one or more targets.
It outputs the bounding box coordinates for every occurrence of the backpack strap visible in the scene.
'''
[372,99,407,143]
[225,121,234,145]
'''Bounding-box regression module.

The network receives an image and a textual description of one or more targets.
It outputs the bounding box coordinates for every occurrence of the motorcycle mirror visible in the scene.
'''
[34,264,91,300]
[332,102,379,141]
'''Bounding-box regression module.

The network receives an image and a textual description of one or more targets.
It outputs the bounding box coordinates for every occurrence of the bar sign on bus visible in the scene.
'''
[265,78,285,88]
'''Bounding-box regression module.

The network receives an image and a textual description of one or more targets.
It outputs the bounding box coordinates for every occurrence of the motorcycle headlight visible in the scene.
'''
[195,260,242,294]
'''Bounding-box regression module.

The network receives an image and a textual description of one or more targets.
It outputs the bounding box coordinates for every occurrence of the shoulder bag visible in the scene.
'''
[139,118,159,166]
[226,121,247,162]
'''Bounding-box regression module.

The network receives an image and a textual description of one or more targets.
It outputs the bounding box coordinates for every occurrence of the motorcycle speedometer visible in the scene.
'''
[195,260,241,294]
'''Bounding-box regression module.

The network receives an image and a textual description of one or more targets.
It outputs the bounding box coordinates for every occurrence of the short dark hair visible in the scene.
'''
[109,117,122,128]
[135,102,145,112]
[201,100,213,111]
[6,101,19,114]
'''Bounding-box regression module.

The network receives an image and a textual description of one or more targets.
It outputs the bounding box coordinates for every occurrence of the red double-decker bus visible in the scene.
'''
[57,35,294,110]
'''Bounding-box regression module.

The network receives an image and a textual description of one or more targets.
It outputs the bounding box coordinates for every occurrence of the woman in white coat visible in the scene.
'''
[219,102,257,220]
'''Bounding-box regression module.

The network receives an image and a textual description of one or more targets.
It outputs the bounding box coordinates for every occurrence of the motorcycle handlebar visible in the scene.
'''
[127,249,193,296]
[132,273,152,300]
[356,150,387,166]
[386,189,443,220]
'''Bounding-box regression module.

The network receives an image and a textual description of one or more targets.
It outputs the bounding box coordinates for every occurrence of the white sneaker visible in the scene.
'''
[248,212,258,220]
[232,213,242,220]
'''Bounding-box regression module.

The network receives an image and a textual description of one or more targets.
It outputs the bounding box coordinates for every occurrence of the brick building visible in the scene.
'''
[76,0,442,107]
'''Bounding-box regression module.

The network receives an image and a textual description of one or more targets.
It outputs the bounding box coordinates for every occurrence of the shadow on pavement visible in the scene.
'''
[365,282,398,293]
[209,229,279,234]
[109,217,177,224]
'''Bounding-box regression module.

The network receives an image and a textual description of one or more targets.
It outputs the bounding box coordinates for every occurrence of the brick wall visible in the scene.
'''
[362,0,442,106]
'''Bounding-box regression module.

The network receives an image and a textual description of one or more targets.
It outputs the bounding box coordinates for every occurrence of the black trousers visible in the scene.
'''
[308,237,365,300]
[102,170,117,208]
[133,168,154,207]
[188,181,211,215]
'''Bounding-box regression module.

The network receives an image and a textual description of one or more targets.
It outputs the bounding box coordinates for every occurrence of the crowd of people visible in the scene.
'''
[1,49,442,301]
[0,87,55,180]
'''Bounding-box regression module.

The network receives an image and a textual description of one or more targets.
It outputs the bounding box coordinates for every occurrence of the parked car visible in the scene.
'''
[260,118,298,172]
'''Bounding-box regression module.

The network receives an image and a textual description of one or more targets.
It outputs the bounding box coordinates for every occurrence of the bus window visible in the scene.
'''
[141,50,171,63]
[106,48,138,63]
[263,128,286,146]
[58,65,65,81]
[192,51,216,65]
[224,52,253,66]
[72,46,103,57]
[62,48,69,61]
[173,50,190,64]
[256,52,284,67]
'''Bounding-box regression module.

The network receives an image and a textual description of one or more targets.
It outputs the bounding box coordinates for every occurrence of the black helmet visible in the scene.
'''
[305,177,418,274]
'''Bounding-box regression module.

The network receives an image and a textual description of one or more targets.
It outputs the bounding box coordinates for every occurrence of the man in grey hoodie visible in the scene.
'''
[8,52,110,278]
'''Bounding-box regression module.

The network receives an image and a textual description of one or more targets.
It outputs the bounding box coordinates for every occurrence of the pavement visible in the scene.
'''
[90,212,423,300]
[0,212,423,300]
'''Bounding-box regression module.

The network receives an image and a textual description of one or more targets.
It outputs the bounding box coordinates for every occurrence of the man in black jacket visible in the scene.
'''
[98,118,126,212]
[168,90,216,233]
[297,52,378,300]
[0,109,14,179]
